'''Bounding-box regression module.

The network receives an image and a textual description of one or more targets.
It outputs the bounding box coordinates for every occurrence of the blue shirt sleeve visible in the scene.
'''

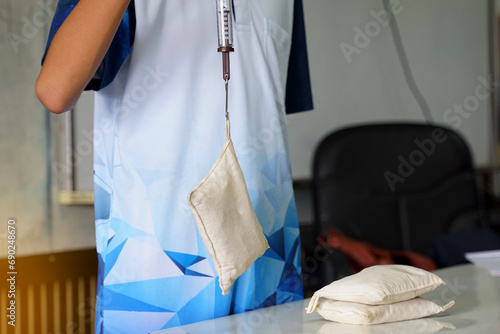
[42,0,136,91]
[285,0,314,114]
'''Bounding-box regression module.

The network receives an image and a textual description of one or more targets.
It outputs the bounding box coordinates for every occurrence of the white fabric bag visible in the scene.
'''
[306,265,446,312]
[188,119,269,295]
[306,265,454,326]
[315,297,454,325]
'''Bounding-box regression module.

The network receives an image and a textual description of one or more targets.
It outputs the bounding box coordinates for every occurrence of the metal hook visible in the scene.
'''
[224,76,229,121]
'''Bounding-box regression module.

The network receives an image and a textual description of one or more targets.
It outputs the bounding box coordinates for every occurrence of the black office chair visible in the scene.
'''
[311,123,491,283]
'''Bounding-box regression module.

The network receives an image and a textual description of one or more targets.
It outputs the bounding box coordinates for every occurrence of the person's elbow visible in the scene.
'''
[35,74,79,114]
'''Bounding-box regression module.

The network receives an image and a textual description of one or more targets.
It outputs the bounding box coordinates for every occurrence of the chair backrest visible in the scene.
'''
[312,123,486,253]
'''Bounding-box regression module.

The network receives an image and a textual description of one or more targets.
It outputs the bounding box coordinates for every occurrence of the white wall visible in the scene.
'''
[0,1,51,255]
[0,0,95,257]
[288,0,496,179]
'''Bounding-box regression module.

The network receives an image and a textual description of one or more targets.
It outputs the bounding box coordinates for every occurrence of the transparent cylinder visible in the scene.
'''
[216,0,234,52]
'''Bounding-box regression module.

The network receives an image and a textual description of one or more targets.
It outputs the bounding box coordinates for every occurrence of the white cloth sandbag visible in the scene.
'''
[188,120,269,295]
[315,297,454,325]
[306,265,446,313]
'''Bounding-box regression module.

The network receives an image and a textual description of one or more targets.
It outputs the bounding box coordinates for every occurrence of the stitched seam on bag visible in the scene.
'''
[321,283,442,303]
[186,137,233,286]
[189,139,232,194]
[189,203,224,280]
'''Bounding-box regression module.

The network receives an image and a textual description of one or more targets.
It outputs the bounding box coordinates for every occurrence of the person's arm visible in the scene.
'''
[36,0,131,114]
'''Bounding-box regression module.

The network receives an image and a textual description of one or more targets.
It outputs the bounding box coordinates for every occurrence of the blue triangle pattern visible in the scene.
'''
[267,228,285,260]
[263,247,285,262]
[285,231,301,262]
[165,251,211,277]
[107,235,115,246]
[165,251,205,271]
[111,218,150,239]
[260,153,291,186]
[184,269,212,277]
[104,239,127,280]
[105,275,214,312]
[264,188,283,213]
[279,262,303,299]
[255,292,277,310]
[162,313,181,330]
[284,195,298,223]
[102,287,173,312]
[94,182,111,220]
[276,292,295,305]
[162,280,226,329]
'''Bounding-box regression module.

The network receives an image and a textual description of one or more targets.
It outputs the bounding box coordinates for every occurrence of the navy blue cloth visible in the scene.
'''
[43,0,312,113]
[87,1,135,90]
[285,0,314,114]
[42,0,77,64]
